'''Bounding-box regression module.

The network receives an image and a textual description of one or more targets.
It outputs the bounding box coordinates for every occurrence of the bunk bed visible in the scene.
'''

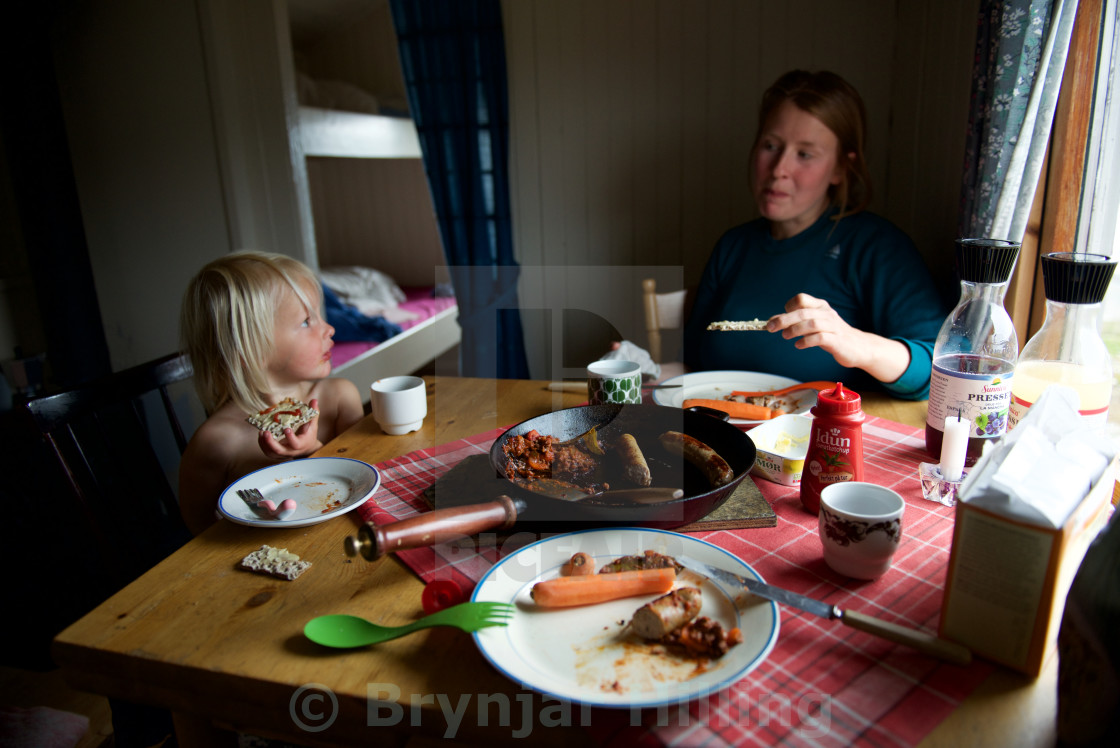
[298,104,460,399]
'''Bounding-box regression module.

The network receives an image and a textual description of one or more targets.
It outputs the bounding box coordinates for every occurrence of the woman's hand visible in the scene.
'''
[769,294,910,383]
[257,398,324,459]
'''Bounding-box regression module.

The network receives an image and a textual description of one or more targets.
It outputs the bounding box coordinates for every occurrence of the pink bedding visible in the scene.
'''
[331,287,457,368]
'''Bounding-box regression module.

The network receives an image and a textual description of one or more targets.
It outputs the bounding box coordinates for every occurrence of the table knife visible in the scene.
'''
[547,381,682,393]
[680,557,972,666]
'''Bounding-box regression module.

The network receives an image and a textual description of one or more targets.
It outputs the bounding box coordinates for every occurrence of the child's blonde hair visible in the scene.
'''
[181,251,321,414]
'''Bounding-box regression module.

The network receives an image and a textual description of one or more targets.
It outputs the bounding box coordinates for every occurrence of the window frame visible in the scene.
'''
[1008,0,1109,342]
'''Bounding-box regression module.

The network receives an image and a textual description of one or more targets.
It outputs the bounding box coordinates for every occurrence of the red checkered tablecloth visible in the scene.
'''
[354,417,994,747]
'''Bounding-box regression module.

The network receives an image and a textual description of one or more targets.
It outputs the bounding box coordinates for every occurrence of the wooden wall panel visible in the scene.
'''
[291,0,408,108]
[305,157,447,287]
[503,0,980,377]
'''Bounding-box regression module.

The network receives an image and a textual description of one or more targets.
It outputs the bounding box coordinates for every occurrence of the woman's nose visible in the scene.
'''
[772,149,793,177]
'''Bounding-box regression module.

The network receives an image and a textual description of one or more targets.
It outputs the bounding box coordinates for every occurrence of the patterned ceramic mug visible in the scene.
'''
[818,482,905,580]
[587,360,642,405]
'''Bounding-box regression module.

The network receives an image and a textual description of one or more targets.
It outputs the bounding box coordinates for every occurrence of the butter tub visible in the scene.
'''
[747,414,812,486]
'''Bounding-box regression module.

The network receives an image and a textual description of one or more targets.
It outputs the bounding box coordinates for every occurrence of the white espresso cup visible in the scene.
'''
[587,359,642,405]
[818,482,905,580]
[370,376,427,435]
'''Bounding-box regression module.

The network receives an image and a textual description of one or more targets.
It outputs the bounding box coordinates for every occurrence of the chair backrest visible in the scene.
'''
[23,353,196,593]
[642,278,690,363]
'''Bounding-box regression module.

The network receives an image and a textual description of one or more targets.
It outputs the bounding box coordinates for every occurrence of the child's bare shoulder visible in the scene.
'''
[311,377,364,434]
[186,404,257,460]
[318,376,360,397]
[311,377,361,410]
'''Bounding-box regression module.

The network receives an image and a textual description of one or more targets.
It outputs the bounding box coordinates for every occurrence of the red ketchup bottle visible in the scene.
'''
[799,382,866,514]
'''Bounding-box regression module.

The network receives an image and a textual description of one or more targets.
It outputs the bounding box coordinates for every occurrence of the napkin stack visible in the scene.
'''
[941,385,1118,676]
[958,386,1116,527]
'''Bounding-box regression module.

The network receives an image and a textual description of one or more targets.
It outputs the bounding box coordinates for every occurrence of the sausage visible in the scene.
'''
[617,433,652,486]
[658,431,735,487]
[630,587,703,639]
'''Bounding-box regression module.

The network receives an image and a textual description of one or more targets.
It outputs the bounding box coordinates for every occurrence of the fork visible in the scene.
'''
[236,488,297,520]
[304,601,515,648]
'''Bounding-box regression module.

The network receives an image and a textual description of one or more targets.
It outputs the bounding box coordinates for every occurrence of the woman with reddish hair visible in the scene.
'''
[683,70,946,400]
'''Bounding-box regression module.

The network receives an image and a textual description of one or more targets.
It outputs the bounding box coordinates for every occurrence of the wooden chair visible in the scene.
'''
[642,278,690,363]
[22,353,195,594]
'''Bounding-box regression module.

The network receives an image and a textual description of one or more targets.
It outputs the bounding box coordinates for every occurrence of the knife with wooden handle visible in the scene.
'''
[546,381,682,393]
[681,556,972,665]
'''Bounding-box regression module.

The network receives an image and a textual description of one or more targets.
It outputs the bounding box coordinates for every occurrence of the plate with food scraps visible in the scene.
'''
[651,370,816,426]
[471,527,779,709]
[218,457,380,528]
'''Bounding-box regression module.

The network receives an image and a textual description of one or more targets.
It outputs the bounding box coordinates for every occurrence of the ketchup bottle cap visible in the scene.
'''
[815,382,862,414]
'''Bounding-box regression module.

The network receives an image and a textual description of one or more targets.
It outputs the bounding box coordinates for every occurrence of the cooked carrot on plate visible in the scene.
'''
[530,567,676,608]
[682,398,779,420]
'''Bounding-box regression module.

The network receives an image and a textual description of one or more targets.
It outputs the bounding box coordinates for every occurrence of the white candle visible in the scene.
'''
[940,414,969,482]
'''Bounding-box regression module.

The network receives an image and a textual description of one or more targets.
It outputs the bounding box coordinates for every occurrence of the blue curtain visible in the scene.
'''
[958,0,1074,241]
[390,0,530,379]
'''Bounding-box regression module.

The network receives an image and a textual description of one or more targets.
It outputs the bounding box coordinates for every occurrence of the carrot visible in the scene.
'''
[531,568,675,608]
[683,398,778,420]
[560,552,596,577]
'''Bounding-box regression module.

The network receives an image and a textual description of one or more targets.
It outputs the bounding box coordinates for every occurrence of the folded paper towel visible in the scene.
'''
[599,340,660,380]
[960,386,1117,528]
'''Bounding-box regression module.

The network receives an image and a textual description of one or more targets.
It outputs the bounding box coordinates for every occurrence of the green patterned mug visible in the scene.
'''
[587,360,642,405]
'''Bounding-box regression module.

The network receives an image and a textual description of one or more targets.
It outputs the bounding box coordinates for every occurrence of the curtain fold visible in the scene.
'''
[390,0,529,378]
[958,0,1078,243]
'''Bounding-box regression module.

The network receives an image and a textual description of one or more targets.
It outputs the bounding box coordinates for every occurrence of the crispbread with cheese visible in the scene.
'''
[247,398,318,438]
[706,319,769,331]
[240,545,311,581]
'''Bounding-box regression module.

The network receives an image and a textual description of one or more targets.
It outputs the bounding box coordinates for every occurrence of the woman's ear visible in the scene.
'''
[830,153,854,186]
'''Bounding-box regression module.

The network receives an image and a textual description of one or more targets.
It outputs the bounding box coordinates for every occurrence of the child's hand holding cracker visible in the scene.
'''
[253,397,323,459]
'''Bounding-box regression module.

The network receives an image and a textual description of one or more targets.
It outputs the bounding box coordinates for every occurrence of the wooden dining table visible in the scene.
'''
[52,376,1059,747]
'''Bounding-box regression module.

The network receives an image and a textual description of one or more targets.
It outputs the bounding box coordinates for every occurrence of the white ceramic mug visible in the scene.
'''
[587,359,642,405]
[818,482,905,580]
[370,376,427,435]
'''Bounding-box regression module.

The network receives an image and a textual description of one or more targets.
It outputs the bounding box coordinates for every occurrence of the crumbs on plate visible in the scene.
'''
[240,544,311,581]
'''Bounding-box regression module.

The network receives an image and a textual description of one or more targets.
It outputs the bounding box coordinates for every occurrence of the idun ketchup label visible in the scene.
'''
[800,382,865,514]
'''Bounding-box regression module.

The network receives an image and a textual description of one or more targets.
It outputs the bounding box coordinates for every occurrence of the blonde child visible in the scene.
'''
[178,251,364,534]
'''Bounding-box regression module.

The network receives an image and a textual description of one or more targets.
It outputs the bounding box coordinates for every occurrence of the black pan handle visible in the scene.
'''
[344,495,526,561]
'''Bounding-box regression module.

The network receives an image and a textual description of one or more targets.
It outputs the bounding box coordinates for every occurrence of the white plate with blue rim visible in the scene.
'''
[651,370,815,426]
[218,457,380,528]
[471,527,779,709]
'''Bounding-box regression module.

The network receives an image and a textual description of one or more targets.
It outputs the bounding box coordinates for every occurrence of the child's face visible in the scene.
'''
[266,280,335,387]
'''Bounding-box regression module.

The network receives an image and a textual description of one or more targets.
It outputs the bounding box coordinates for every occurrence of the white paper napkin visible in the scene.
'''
[959,386,1116,528]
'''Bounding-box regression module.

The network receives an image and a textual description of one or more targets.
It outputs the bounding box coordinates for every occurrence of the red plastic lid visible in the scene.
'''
[421,580,465,614]
[814,382,862,414]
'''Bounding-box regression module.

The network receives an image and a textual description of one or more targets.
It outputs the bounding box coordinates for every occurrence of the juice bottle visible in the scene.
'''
[1008,252,1116,429]
[926,238,1020,465]
[800,382,865,514]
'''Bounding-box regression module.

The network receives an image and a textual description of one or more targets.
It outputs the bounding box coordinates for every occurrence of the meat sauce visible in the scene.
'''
[502,430,604,491]
[501,428,725,497]
[661,616,745,658]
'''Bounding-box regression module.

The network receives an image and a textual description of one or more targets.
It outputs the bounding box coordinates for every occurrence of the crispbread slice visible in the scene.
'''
[247,397,318,438]
[706,319,769,331]
[240,545,311,581]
